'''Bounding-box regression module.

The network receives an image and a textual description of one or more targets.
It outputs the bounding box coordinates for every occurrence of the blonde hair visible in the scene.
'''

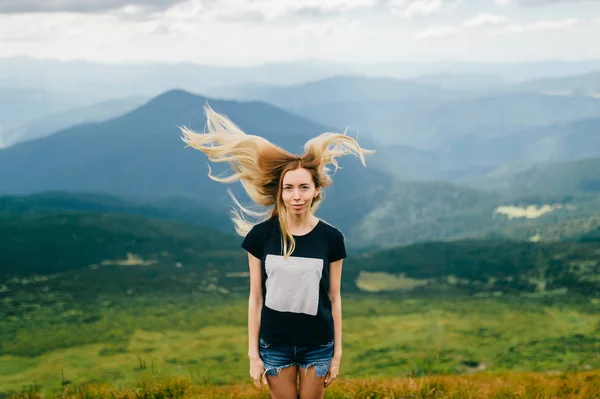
[180,105,374,258]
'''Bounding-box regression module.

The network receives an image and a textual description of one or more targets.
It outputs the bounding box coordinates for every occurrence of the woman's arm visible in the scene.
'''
[325,258,343,387]
[329,259,343,358]
[248,253,263,360]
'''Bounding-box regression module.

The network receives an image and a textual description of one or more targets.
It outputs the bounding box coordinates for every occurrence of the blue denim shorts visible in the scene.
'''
[259,338,334,377]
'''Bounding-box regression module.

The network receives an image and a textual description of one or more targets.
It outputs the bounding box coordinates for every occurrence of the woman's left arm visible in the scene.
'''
[325,259,343,387]
[329,259,343,357]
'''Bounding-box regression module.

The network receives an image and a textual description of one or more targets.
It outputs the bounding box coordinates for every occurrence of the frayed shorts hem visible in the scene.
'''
[263,362,330,377]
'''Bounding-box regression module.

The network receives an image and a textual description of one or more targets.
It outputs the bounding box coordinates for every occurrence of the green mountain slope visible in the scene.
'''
[0,191,233,233]
[2,208,599,298]
[0,211,364,296]
[447,117,600,172]
[0,212,239,278]
[354,239,600,296]
[475,157,600,196]
[349,179,600,248]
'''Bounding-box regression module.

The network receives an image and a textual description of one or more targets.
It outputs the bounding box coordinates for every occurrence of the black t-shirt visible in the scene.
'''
[242,216,346,346]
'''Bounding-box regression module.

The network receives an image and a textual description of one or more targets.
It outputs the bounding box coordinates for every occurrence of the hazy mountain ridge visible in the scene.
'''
[0,56,350,99]
[0,87,110,146]
[445,117,600,174]
[3,56,600,96]
[2,86,600,250]
[216,75,458,108]
[288,90,600,149]
[0,96,147,148]
[518,71,600,96]
[0,89,391,233]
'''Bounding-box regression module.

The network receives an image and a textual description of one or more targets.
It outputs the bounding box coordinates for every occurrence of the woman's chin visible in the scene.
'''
[288,207,306,214]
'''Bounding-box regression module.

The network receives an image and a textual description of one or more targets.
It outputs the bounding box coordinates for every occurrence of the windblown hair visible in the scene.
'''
[180,105,374,258]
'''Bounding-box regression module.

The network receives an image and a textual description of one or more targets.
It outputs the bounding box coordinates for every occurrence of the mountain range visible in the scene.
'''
[0,89,390,234]
[0,87,111,146]
[2,72,600,249]
[231,77,600,148]
[3,57,600,97]
[0,95,146,148]
[0,85,600,247]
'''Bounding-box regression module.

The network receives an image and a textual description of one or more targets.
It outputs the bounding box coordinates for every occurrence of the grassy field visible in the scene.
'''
[9,371,600,399]
[2,292,599,397]
[2,209,599,396]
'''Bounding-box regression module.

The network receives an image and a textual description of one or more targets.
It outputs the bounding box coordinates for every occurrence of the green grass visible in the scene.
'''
[1,207,600,396]
[1,291,599,396]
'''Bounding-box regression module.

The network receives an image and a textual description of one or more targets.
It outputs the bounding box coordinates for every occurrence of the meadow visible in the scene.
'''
[2,289,599,397]
[2,210,600,397]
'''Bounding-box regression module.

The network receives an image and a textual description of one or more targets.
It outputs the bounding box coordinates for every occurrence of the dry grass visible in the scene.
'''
[10,370,599,399]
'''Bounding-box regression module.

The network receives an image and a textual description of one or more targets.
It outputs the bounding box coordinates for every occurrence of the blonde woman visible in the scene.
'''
[181,106,373,399]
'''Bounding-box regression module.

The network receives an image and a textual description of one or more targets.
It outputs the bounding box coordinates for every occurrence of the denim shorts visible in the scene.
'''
[259,338,334,377]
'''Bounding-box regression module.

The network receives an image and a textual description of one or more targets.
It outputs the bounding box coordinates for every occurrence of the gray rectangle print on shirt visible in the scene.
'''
[264,254,324,316]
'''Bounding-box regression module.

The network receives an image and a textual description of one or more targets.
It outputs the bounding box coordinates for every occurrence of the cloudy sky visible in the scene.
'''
[0,0,599,65]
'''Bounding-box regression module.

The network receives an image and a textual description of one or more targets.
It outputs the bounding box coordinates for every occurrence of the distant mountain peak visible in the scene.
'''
[144,89,207,107]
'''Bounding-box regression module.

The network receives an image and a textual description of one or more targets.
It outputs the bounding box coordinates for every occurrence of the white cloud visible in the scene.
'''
[0,0,187,14]
[416,24,458,39]
[464,13,507,27]
[0,0,378,18]
[495,0,597,6]
[492,17,579,34]
[392,0,444,19]
[0,4,378,64]
[161,0,206,20]
[0,12,96,41]
[0,0,598,65]
[195,0,378,21]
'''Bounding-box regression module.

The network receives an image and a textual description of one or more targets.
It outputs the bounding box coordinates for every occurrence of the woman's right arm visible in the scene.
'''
[247,252,264,386]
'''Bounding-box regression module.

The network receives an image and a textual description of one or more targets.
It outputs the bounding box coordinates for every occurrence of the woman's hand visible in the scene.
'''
[324,355,341,387]
[249,356,267,388]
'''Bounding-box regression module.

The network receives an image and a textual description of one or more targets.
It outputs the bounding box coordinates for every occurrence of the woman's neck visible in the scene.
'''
[285,212,319,235]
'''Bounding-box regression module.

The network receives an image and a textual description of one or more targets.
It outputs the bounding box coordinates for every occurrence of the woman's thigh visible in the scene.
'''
[296,340,333,378]
[266,365,299,399]
[298,365,326,399]
[296,341,334,399]
[259,338,299,398]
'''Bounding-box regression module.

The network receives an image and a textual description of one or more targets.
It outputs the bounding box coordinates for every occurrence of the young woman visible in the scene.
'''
[181,106,373,399]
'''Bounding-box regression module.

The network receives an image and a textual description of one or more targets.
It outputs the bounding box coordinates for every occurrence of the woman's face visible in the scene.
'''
[281,167,319,215]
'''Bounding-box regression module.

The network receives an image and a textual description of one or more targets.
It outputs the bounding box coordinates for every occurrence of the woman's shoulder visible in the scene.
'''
[317,219,344,239]
[318,219,347,261]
